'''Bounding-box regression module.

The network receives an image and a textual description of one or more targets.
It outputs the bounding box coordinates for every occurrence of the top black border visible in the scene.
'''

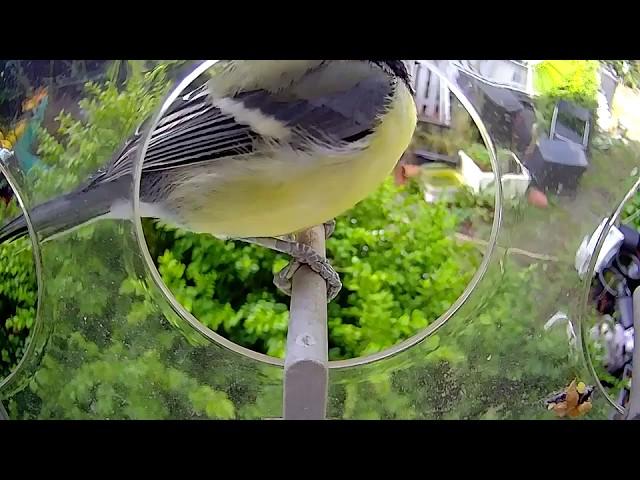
[4,10,640,59]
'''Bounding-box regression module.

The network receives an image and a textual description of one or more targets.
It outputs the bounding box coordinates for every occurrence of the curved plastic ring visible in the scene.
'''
[132,60,503,369]
[579,175,640,414]
[0,150,45,395]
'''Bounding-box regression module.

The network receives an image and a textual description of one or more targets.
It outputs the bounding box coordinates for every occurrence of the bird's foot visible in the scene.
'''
[273,241,342,302]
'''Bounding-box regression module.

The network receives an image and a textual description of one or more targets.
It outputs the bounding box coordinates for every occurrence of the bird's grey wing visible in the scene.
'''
[234,71,394,145]
[88,84,257,185]
[87,63,395,187]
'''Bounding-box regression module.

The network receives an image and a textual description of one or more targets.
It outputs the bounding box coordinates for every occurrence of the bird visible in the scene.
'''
[0,60,418,301]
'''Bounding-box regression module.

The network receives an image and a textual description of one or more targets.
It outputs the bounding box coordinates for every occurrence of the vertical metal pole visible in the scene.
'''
[283,225,329,420]
[626,288,640,419]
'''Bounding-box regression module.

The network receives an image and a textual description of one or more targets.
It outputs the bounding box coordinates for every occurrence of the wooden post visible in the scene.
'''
[282,225,329,420]
[425,68,439,120]
[626,288,640,419]
[413,63,428,119]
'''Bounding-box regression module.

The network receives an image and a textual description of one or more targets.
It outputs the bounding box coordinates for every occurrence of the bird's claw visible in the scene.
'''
[274,255,342,303]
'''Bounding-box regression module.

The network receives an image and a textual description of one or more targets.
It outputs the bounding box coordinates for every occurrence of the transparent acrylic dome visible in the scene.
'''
[0,60,636,419]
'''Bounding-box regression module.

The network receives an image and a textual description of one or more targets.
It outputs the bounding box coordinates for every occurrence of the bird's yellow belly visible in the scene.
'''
[182,85,417,238]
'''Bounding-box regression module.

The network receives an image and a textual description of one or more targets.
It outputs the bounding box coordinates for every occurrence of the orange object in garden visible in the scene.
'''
[402,164,421,179]
[528,187,549,208]
[393,160,421,186]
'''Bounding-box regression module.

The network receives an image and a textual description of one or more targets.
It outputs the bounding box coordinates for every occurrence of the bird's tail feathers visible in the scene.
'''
[0,183,125,245]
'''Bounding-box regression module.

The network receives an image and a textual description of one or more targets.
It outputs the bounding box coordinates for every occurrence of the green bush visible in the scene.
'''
[533,60,600,136]
[602,60,640,90]
[534,61,600,107]
[149,177,483,360]
[325,180,481,358]
[624,190,640,229]
[0,62,193,378]
[0,201,36,379]
[0,64,182,404]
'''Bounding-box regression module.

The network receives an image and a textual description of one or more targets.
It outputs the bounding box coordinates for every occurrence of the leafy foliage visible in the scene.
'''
[624,190,640,229]
[325,180,480,359]
[150,223,291,358]
[533,60,600,136]
[31,65,172,201]
[149,178,482,361]
[534,61,601,108]
[0,176,37,379]
[602,60,640,90]
[0,223,36,378]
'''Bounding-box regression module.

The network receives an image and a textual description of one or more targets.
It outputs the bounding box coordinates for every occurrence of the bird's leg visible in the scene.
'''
[239,235,342,302]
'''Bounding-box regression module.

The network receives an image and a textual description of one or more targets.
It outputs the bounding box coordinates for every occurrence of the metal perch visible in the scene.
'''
[626,288,640,419]
[283,225,329,420]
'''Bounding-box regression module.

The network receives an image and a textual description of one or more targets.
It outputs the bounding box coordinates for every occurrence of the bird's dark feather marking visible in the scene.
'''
[370,60,413,94]
[144,139,256,170]
[86,61,396,189]
[235,74,393,145]
[148,118,248,155]
[147,127,249,159]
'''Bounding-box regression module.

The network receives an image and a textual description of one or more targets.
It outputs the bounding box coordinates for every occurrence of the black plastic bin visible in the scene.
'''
[526,138,588,194]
